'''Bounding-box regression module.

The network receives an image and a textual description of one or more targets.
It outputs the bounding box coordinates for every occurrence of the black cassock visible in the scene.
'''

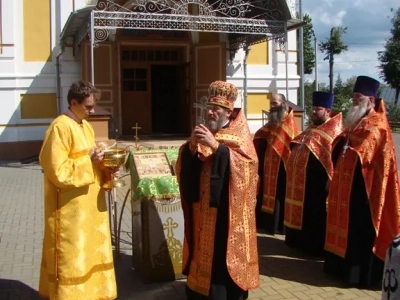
[323,139,383,287]
[179,144,248,300]
[285,151,328,256]
[254,138,286,235]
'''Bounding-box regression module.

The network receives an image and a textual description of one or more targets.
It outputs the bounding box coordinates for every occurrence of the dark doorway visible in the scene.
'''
[151,65,182,134]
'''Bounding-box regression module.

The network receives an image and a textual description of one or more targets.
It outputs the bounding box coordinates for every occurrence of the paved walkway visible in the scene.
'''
[2,133,400,299]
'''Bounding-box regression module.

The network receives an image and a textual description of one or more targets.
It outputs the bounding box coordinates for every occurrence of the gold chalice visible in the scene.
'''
[101,147,128,189]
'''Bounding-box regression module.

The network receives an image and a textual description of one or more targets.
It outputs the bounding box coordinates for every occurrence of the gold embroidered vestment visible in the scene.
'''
[176,109,260,296]
[285,113,343,229]
[253,108,299,213]
[39,115,117,300]
[325,100,400,261]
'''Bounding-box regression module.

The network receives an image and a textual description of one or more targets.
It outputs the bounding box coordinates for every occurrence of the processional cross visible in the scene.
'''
[132,123,141,149]
[193,96,208,126]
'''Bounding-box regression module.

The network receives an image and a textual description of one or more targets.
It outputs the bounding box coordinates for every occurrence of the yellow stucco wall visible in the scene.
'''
[247,42,268,65]
[23,0,51,61]
[247,93,272,114]
[20,93,57,119]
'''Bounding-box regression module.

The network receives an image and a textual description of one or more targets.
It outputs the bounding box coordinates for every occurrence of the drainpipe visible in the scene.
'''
[56,48,65,115]
[243,45,251,118]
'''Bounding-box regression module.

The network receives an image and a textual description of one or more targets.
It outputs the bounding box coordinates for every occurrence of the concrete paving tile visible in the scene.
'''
[322,287,336,292]
[248,289,268,298]
[260,294,285,300]
[259,280,281,288]
[292,291,314,300]
[304,288,329,295]
[319,290,348,298]
[336,293,361,300]
[288,285,310,293]
[0,143,393,300]
[346,288,371,297]
[276,289,296,299]
[273,283,294,290]
[259,286,280,296]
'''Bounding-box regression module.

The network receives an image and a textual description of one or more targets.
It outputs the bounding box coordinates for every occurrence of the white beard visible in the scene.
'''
[344,99,368,129]
[206,111,227,132]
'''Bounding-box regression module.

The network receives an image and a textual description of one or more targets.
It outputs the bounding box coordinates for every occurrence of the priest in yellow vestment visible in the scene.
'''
[38,81,117,300]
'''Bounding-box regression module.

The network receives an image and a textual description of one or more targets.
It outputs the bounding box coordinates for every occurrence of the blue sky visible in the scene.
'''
[301,0,399,85]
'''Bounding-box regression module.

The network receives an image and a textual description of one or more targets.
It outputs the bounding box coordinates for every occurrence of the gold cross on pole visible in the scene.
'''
[132,123,141,149]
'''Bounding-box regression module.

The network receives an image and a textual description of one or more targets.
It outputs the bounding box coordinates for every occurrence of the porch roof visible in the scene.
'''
[60,0,305,50]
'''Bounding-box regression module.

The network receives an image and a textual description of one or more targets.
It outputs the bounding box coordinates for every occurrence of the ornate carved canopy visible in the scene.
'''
[61,0,303,51]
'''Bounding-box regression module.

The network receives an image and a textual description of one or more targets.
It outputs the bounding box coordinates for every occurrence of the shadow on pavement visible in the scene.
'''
[0,159,41,170]
[0,279,42,299]
[257,234,381,291]
[114,251,187,300]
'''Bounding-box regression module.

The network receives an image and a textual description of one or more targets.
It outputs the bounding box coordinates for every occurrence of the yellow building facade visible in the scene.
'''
[0,0,301,160]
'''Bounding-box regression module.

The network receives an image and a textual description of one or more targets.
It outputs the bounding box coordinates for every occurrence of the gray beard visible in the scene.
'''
[206,113,227,132]
[344,100,368,129]
[268,107,286,125]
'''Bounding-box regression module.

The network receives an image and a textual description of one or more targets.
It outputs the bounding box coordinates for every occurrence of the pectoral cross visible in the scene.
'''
[342,142,349,156]
[132,123,141,149]
[298,135,307,150]
[193,96,208,126]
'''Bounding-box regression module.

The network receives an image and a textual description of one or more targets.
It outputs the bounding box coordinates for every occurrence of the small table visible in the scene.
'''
[127,148,185,282]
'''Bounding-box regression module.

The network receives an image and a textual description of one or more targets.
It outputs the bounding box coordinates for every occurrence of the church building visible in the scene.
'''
[0,0,303,160]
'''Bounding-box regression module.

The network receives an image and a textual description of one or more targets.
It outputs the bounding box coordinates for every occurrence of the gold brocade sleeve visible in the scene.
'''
[39,121,95,188]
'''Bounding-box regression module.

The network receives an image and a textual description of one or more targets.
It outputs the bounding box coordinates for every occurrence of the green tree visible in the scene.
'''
[333,74,344,95]
[332,74,349,113]
[302,14,316,75]
[378,7,400,105]
[333,76,356,114]
[304,80,314,121]
[319,26,349,92]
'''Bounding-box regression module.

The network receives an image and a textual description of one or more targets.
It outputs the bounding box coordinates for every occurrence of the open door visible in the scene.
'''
[151,65,181,133]
[192,43,226,128]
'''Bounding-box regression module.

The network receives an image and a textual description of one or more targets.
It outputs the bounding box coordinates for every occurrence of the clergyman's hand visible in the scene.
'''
[194,124,216,148]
